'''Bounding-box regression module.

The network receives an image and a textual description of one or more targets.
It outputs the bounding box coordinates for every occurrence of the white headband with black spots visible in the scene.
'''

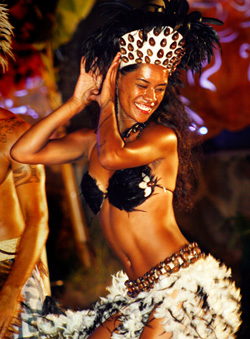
[119,26,186,73]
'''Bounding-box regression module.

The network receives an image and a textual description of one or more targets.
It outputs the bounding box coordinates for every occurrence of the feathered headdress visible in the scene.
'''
[0,4,14,72]
[81,0,222,85]
[157,0,223,74]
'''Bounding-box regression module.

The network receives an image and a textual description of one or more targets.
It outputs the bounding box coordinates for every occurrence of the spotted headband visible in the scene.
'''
[119,26,186,73]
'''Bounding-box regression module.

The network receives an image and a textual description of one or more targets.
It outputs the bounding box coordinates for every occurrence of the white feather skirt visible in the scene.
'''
[34,254,241,339]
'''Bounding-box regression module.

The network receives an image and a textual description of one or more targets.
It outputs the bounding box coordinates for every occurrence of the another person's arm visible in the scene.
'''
[0,159,49,339]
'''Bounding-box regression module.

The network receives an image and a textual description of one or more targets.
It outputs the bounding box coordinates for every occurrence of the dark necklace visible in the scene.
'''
[121,122,148,140]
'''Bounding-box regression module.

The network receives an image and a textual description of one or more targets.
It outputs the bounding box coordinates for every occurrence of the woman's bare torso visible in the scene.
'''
[87,126,188,280]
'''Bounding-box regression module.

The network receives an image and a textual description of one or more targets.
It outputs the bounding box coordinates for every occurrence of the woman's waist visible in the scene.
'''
[101,223,188,279]
[125,242,205,298]
[123,238,189,280]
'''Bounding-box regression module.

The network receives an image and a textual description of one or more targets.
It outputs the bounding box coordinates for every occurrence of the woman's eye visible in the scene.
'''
[137,84,147,89]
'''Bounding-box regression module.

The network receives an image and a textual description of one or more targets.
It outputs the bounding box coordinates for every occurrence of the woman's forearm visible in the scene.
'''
[96,53,125,168]
[97,101,124,168]
[11,97,84,163]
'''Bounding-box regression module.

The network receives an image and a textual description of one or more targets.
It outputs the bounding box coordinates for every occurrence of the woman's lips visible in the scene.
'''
[135,103,154,114]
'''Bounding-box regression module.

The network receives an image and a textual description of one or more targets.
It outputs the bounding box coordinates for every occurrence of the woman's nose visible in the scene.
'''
[143,88,156,102]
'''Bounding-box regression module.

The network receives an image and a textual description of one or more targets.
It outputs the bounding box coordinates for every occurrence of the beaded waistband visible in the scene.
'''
[125,242,205,298]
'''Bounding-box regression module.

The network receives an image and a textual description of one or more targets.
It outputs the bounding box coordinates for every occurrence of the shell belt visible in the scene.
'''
[125,242,205,298]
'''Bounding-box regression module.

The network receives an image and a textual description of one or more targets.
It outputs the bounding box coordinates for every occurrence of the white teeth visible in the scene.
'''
[135,103,152,112]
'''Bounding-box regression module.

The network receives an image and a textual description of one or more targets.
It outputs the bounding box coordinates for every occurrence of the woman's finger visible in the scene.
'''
[95,74,103,90]
[109,53,121,76]
[104,53,121,89]
[96,53,121,107]
[80,56,87,73]
[0,320,9,339]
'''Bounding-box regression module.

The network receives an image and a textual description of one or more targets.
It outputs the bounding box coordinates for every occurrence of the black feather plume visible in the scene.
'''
[80,0,223,82]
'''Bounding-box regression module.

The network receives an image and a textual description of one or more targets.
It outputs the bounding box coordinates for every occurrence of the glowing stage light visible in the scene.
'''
[14,89,28,97]
[4,99,14,108]
[11,106,28,114]
[199,126,208,135]
[189,123,197,132]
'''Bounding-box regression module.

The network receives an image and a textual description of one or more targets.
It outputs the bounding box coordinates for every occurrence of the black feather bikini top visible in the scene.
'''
[81,165,164,214]
[81,122,173,214]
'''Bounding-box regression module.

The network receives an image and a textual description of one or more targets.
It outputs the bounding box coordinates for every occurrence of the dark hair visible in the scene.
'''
[80,0,221,209]
[153,86,199,210]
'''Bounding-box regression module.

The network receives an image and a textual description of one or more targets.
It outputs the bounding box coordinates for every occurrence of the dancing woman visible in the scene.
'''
[11,0,241,338]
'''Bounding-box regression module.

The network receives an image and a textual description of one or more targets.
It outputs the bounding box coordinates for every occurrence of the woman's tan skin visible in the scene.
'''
[11,53,188,338]
[0,109,49,339]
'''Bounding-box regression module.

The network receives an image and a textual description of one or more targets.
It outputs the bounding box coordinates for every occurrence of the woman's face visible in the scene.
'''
[117,64,169,126]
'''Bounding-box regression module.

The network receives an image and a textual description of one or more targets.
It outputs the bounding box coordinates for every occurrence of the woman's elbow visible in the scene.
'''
[99,154,114,170]
[11,145,34,164]
[98,151,120,170]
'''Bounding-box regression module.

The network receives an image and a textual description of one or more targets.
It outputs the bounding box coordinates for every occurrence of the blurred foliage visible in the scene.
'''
[53,0,96,50]
[219,212,250,250]
[0,0,96,100]
[6,0,95,46]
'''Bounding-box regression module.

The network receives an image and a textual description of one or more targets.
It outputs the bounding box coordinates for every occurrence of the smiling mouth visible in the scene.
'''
[135,103,154,113]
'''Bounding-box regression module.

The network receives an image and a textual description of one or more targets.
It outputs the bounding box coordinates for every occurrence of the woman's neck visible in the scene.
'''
[116,101,137,134]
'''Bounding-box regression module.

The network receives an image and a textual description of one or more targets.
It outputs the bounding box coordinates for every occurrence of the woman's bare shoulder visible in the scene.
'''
[146,122,176,134]
[142,123,177,151]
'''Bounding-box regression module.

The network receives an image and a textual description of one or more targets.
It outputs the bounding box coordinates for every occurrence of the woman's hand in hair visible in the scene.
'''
[96,53,121,110]
[73,57,103,109]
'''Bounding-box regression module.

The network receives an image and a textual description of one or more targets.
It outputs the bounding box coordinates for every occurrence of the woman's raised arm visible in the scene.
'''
[11,58,101,165]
